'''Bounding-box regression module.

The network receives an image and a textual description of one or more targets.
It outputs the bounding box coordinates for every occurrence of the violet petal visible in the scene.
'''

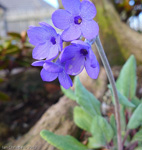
[85,60,100,79]
[58,71,73,89]
[80,0,97,20]
[27,27,48,46]
[61,24,81,41]
[62,0,80,14]
[61,45,80,63]
[32,60,45,66]
[43,62,63,73]
[46,45,59,60]
[32,41,51,60]
[65,54,85,75]
[52,9,71,30]
[40,68,58,82]
[81,20,99,40]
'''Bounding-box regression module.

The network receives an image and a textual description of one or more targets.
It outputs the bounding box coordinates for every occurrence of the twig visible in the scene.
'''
[95,35,122,150]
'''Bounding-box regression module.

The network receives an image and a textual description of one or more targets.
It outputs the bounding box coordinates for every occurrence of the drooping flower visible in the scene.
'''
[32,59,73,89]
[52,0,99,41]
[61,40,100,79]
[27,22,62,60]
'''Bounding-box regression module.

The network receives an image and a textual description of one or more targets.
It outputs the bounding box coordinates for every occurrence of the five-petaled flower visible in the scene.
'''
[61,40,100,79]
[27,22,62,60]
[28,0,100,89]
[32,59,73,89]
[52,0,99,41]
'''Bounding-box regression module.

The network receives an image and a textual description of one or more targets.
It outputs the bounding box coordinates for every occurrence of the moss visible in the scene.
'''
[96,5,126,66]
[92,0,142,66]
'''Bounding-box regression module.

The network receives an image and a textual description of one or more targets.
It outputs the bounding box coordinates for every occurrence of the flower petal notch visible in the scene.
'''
[52,0,99,41]
[27,22,62,60]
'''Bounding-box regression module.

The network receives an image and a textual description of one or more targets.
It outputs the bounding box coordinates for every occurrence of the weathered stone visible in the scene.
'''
[8,96,78,150]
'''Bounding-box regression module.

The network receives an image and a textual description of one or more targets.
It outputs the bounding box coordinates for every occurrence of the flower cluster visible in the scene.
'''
[27,0,99,89]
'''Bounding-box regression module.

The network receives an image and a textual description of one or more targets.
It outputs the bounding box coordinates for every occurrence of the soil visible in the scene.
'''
[0,68,63,147]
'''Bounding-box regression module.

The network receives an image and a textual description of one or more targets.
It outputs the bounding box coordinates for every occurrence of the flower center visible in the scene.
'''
[74,16,82,25]
[50,37,56,45]
[80,49,88,56]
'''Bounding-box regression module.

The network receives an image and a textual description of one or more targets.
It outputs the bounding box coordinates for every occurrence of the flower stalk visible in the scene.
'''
[95,35,122,150]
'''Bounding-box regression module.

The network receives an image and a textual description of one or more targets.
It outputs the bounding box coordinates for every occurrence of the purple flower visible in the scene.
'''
[27,22,62,60]
[61,40,100,79]
[32,59,73,89]
[52,0,99,41]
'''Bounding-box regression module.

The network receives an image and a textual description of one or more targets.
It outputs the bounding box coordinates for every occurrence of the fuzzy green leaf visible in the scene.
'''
[120,106,126,133]
[74,106,93,132]
[40,130,87,150]
[87,137,105,149]
[0,91,10,101]
[132,128,142,142]
[128,103,142,129]
[109,85,135,108]
[131,97,141,107]
[88,116,114,148]
[135,147,142,150]
[75,76,101,116]
[116,55,137,99]
[61,86,76,101]
[110,114,117,135]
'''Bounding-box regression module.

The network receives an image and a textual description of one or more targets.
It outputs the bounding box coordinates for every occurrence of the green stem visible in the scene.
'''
[95,35,122,150]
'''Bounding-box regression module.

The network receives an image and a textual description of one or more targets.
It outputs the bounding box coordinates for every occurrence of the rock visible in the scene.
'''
[8,96,78,150]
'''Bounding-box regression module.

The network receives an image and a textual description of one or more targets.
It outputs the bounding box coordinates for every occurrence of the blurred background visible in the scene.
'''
[0,0,142,149]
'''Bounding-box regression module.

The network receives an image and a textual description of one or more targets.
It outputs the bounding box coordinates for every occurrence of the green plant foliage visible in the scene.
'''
[131,97,141,107]
[128,103,142,129]
[117,90,135,108]
[40,130,88,150]
[7,32,21,39]
[88,115,114,148]
[132,128,142,142]
[110,114,117,135]
[0,78,4,83]
[74,106,93,132]
[40,55,141,149]
[75,76,101,116]
[109,85,135,108]
[0,91,10,101]
[135,147,142,150]
[116,55,137,99]
[87,136,105,148]
[120,106,126,133]
[61,86,76,101]
[0,32,32,72]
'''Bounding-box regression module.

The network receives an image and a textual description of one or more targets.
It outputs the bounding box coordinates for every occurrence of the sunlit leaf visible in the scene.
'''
[40,130,87,150]
[88,115,114,148]
[61,86,76,101]
[8,32,21,39]
[132,128,142,142]
[0,91,10,101]
[128,103,142,129]
[131,97,141,107]
[74,106,93,132]
[75,76,101,116]
[116,55,137,99]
